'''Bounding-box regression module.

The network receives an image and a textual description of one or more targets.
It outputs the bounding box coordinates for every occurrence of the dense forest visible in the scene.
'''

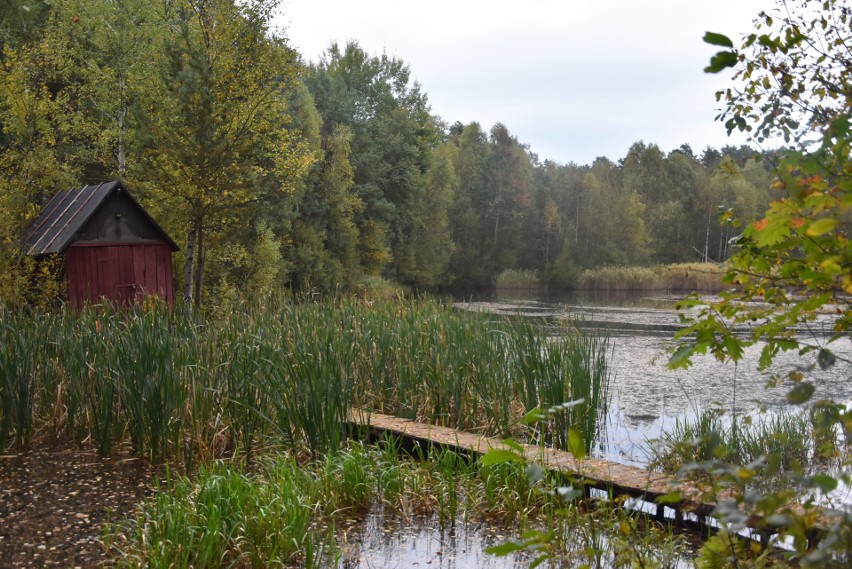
[0,0,776,306]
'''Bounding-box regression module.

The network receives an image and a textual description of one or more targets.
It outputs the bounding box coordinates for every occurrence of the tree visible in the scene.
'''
[448,122,491,287]
[675,0,852,373]
[673,1,852,562]
[288,123,362,292]
[0,0,50,54]
[141,0,314,308]
[44,0,161,180]
[486,123,534,272]
[304,42,438,280]
[0,14,80,305]
[406,141,457,287]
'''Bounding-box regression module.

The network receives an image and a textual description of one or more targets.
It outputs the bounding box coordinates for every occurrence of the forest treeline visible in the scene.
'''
[0,0,776,306]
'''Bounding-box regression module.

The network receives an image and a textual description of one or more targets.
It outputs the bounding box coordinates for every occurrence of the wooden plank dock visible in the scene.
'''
[346,410,838,543]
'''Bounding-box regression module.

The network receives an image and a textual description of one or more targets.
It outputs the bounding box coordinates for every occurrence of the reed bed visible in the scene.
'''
[578,262,726,292]
[0,297,610,461]
[495,269,541,291]
[648,407,844,484]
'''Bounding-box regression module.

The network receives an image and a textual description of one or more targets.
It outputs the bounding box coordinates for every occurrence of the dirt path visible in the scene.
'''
[0,448,157,567]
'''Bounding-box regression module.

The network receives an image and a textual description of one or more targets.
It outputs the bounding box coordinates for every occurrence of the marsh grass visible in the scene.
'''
[578,262,726,292]
[108,442,691,568]
[0,296,610,461]
[495,269,541,291]
[649,407,838,484]
[513,319,610,454]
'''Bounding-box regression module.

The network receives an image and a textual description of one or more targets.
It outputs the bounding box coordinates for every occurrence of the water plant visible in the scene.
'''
[108,442,692,568]
[0,296,611,462]
[648,407,843,493]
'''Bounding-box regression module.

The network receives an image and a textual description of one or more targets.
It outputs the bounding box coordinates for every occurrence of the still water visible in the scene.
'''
[459,291,852,468]
[338,511,535,569]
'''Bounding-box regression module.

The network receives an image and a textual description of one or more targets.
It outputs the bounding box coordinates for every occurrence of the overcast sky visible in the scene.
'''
[276,0,775,166]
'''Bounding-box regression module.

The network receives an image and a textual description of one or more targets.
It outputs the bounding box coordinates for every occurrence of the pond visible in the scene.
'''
[337,510,535,568]
[457,291,852,469]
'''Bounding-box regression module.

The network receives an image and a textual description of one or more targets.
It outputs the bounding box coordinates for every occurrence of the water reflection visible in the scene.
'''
[605,325,852,465]
[456,292,852,467]
[338,510,532,569]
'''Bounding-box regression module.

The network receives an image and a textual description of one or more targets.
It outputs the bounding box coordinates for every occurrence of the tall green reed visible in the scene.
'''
[0,309,36,449]
[511,318,610,453]
[0,295,611,461]
[114,308,184,460]
[266,302,355,458]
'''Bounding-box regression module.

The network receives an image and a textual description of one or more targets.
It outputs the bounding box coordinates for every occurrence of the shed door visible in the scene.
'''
[66,243,174,309]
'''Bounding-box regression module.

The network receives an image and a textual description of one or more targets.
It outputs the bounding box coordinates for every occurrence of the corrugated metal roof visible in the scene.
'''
[22,181,178,254]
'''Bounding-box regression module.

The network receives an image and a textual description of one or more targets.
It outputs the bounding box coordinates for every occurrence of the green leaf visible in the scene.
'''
[705,50,737,73]
[722,334,745,362]
[759,344,776,370]
[757,34,777,48]
[486,542,526,556]
[656,491,683,504]
[502,438,524,452]
[811,474,839,493]
[817,349,836,370]
[481,448,521,466]
[703,32,734,48]
[568,428,586,459]
[787,382,815,405]
[522,406,547,425]
[668,344,695,369]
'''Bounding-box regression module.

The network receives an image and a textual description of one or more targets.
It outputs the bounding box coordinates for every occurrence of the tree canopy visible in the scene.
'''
[0,0,777,307]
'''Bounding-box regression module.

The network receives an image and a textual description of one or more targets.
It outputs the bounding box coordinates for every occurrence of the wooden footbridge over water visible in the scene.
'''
[347,411,840,547]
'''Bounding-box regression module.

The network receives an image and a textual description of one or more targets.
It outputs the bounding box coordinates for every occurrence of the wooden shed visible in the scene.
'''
[22,181,179,309]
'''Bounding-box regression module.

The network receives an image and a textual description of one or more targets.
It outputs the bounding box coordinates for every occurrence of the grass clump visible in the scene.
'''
[648,407,842,488]
[578,263,725,292]
[495,269,541,291]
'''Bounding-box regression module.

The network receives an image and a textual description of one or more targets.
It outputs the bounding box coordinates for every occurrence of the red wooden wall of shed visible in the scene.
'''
[66,243,174,309]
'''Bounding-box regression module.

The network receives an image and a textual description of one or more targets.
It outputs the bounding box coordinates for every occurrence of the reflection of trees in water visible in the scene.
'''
[345,510,531,569]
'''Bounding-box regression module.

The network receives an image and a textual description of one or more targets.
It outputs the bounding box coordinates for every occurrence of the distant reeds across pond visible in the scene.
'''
[0,297,610,462]
[578,263,726,293]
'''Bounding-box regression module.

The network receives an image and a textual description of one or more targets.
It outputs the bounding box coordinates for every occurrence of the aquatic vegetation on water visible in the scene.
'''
[648,407,846,483]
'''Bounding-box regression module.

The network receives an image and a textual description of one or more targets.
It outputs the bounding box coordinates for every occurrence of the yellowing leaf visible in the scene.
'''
[806,217,837,236]
[820,257,841,274]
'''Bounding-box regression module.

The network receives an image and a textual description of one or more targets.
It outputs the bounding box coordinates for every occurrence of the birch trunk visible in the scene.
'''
[193,223,205,310]
[183,226,196,304]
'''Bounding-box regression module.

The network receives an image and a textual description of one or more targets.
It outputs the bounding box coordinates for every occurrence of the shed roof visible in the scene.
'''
[22,181,179,255]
